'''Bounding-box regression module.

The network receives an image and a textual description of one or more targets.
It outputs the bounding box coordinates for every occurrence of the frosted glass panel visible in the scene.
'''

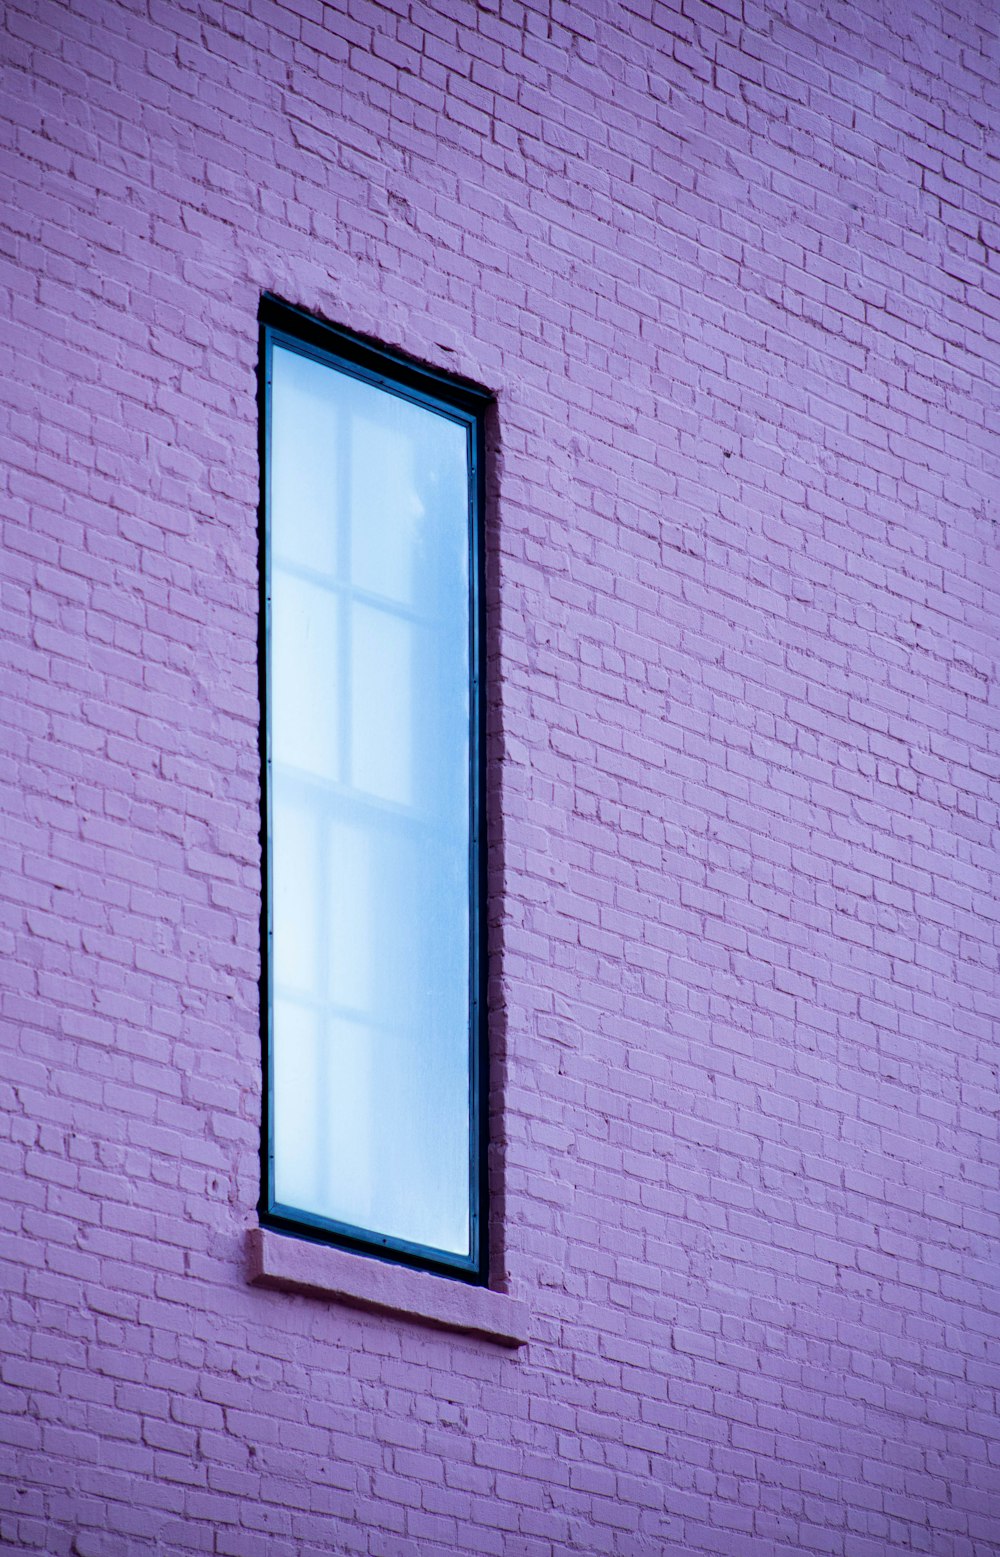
[271,572,340,781]
[268,339,475,1262]
[270,348,342,578]
[350,603,413,805]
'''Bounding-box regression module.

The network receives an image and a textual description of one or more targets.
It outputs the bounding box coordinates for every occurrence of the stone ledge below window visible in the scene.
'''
[246,1228,529,1349]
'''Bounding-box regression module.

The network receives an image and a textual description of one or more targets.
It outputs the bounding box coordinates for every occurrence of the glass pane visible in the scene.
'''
[268,339,474,1261]
[271,571,340,783]
[350,602,414,806]
[270,347,342,579]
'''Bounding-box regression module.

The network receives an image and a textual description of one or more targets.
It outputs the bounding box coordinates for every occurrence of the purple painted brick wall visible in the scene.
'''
[2,0,999,1551]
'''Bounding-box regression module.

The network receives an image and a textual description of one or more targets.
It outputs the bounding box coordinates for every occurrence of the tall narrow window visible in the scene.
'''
[259,297,488,1280]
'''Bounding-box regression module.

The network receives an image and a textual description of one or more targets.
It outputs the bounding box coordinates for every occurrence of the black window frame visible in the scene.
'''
[256,293,490,1284]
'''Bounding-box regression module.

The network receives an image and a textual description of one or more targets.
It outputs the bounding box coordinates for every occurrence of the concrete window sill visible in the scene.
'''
[246,1228,528,1349]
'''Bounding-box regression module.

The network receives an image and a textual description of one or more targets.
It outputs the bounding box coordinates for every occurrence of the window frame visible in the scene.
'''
[256,294,491,1284]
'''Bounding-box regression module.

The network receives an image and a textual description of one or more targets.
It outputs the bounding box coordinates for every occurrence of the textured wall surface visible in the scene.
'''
[2,0,999,1552]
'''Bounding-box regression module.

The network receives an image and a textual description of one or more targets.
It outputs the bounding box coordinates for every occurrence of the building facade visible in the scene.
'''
[2,0,999,1552]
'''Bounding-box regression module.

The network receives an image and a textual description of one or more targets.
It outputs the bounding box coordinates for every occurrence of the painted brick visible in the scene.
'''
[1,0,999,1552]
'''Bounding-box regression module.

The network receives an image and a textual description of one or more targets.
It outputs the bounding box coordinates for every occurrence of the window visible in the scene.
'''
[258,297,489,1281]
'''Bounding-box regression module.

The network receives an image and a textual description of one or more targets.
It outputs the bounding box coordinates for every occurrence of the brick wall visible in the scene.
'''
[2,0,999,1552]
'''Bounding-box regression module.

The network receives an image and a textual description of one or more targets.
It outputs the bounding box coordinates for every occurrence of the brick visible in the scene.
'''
[0,0,998,1553]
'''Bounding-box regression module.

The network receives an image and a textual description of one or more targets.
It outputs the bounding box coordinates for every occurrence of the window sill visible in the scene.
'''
[246,1228,528,1349]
